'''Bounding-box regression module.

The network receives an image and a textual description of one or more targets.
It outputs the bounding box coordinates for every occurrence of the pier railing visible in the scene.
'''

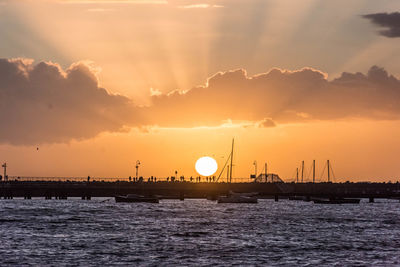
[7,176,254,183]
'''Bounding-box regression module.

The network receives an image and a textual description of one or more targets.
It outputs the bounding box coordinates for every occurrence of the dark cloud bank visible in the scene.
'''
[363,12,400,37]
[1,58,400,145]
[0,58,138,145]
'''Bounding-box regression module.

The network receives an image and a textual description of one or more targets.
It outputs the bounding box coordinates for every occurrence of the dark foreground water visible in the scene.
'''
[0,198,399,266]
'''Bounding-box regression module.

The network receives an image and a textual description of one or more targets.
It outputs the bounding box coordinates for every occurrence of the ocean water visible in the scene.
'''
[0,198,399,266]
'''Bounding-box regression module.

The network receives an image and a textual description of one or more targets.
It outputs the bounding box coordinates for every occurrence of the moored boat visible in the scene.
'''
[115,194,159,203]
[289,196,308,201]
[206,195,218,201]
[313,198,360,204]
[217,192,258,203]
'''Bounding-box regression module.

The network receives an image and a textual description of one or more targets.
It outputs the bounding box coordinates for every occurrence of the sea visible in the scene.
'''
[0,198,399,266]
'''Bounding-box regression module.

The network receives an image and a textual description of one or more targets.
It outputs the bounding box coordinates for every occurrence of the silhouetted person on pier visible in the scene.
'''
[167,177,169,182]
[190,176,193,182]
[0,175,2,181]
[87,176,90,182]
[129,176,131,182]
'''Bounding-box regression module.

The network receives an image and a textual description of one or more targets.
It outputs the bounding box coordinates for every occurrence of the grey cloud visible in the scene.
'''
[0,58,139,145]
[363,12,400,38]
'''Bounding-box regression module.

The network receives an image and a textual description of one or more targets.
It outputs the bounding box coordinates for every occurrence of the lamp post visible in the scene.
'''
[135,160,140,180]
[253,160,257,179]
[2,163,7,182]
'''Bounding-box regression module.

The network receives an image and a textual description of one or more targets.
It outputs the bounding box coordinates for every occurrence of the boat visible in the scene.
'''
[115,194,159,203]
[289,196,308,201]
[230,191,258,197]
[206,195,218,201]
[313,198,360,204]
[217,192,258,203]
[217,195,258,203]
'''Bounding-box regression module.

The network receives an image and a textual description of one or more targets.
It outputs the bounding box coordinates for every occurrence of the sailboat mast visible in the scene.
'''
[265,162,267,183]
[327,160,330,182]
[296,168,299,183]
[301,160,304,183]
[313,160,315,183]
[229,138,234,183]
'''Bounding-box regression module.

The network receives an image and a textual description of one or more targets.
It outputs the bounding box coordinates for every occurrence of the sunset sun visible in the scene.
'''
[195,156,218,176]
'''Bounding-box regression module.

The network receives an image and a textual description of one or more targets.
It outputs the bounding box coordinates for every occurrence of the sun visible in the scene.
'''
[195,156,218,176]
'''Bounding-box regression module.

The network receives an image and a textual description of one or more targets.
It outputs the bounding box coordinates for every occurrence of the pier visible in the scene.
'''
[0,180,399,201]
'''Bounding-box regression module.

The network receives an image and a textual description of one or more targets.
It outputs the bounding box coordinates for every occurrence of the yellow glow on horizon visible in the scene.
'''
[1,120,400,182]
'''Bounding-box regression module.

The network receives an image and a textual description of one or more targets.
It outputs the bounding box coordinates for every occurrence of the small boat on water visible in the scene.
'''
[313,198,360,204]
[217,191,258,204]
[206,195,218,201]
[115,194,159,203]
[289,196,308,201]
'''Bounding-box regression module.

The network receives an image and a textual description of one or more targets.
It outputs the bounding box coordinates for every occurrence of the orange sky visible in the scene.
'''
[1,0,400,182]
[2,120,400,182]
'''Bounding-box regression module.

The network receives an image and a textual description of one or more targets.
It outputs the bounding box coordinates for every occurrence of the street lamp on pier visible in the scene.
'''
[135,160,141,180]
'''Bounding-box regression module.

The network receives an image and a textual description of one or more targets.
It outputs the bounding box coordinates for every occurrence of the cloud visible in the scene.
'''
[59,0,168,4]
[178,4,223,9]
[363,12,400,38]
[143,66,400,127]
[2,58,400,145]
[257,118,276,128]
[87,8,114,12]
[0,58,140,145]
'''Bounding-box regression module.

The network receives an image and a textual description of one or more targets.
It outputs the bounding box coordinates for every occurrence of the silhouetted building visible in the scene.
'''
[254,173,284,183]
